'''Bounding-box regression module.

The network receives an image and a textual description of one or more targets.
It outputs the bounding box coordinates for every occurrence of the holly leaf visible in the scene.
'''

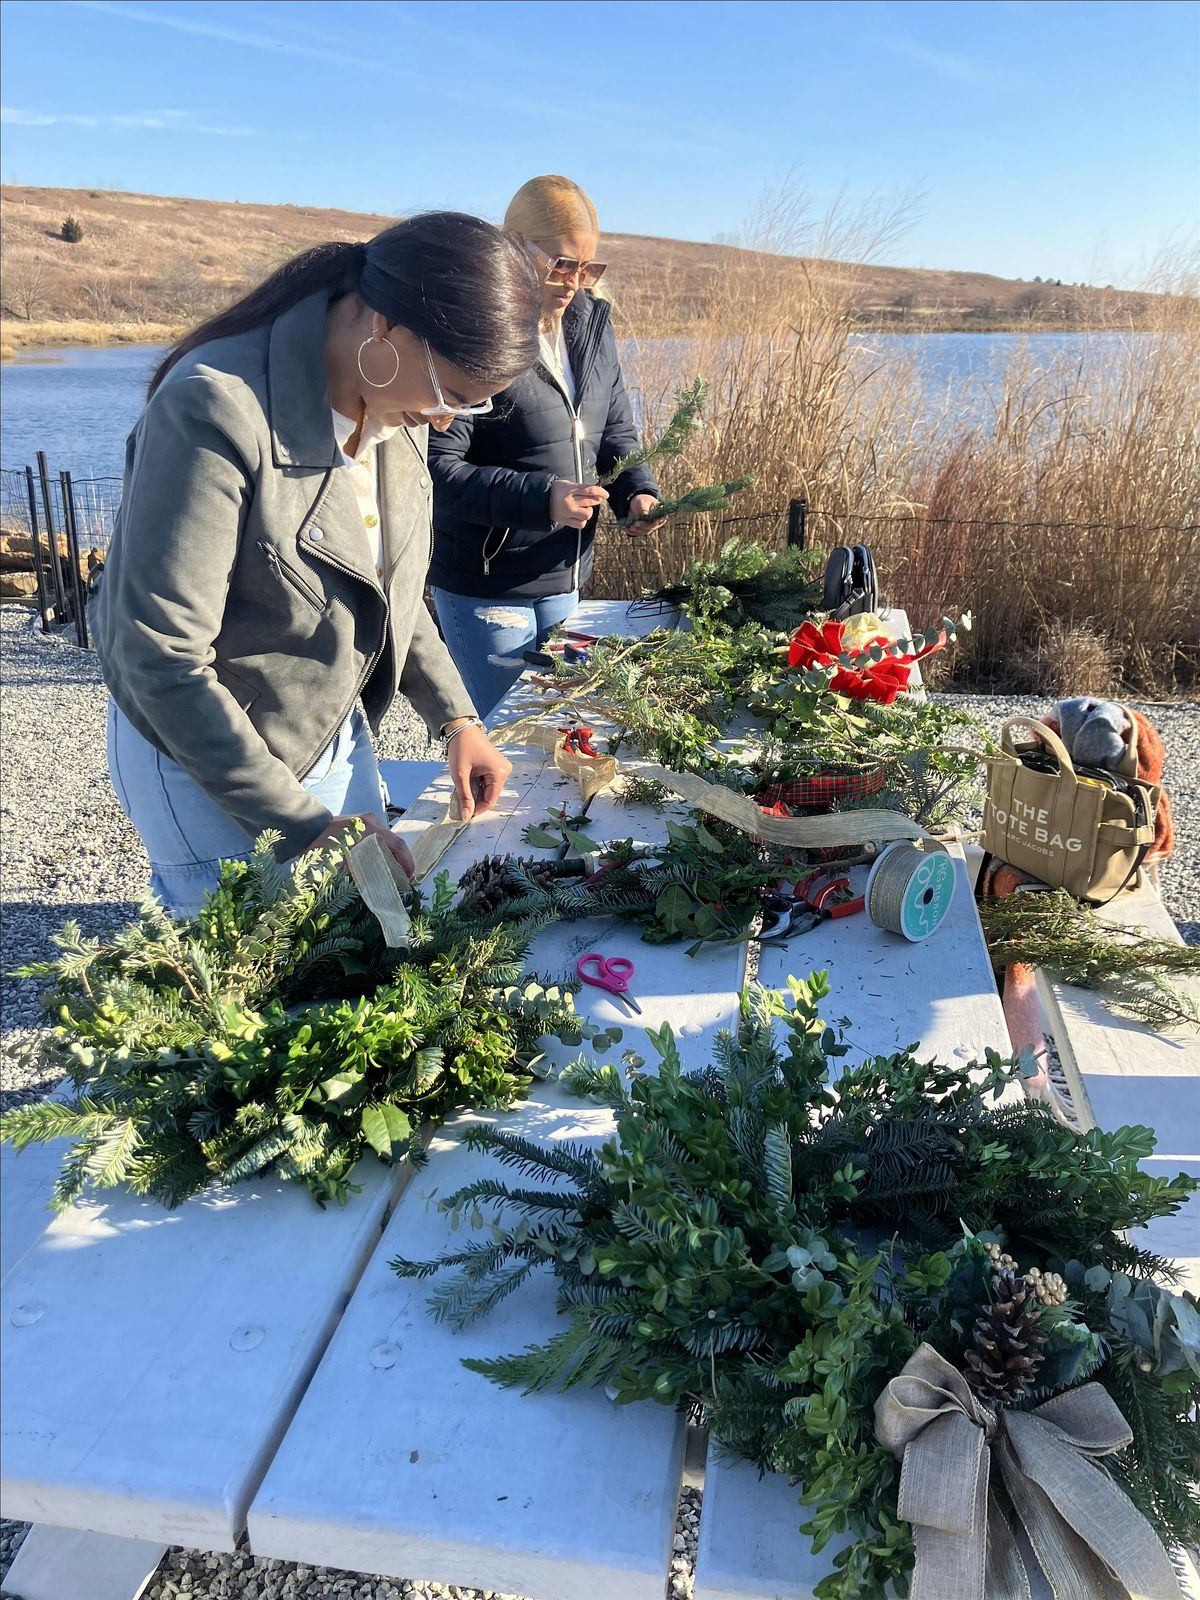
[562,827,600,854]
[655,885,698,936]
[360,1103,412,1162]
[523,825,562,850]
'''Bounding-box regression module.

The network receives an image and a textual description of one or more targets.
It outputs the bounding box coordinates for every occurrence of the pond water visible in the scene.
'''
[0,332,1143,483]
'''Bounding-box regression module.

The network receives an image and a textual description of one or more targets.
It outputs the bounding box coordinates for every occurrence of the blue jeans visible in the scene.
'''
[431,587,579,720]
[107,702,386,919]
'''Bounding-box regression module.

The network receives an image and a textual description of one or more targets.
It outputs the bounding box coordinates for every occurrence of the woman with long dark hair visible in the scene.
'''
[94,213,539,917]
[427,176,662,716]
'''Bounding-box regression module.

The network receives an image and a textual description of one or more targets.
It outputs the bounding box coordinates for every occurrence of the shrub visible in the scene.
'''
[1006,618,1120,697]
[60,215,84,244]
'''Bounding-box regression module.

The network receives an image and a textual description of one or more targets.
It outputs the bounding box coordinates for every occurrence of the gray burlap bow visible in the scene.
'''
[874,1343,1182,1600]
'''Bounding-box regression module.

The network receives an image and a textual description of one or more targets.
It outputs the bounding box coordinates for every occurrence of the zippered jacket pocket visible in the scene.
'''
[481,526,511,578]
[258,541,325,612]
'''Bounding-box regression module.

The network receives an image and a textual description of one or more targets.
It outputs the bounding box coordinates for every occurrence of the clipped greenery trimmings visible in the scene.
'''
[980,887,1200,1030]
[527,616,988,831]
[1,832,621,1211]
[393,978,1199,1600]
[479,816,791,956]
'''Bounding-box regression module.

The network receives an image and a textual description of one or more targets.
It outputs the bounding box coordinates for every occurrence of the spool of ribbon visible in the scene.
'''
[874,1343,1182,1600]
[866,841,956,941]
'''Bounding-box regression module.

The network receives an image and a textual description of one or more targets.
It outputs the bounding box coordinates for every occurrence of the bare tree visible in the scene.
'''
[113,277,154,323]
[81,274,116,320]
[4,257,50,320]
[159,261,214,322]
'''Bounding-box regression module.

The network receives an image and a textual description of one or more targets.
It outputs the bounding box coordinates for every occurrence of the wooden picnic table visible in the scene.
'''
[2,601,1197,1600]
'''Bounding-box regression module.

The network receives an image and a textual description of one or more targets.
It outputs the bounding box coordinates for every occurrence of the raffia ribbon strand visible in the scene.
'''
[496,718,935,848]
[874,1344,1181,1600]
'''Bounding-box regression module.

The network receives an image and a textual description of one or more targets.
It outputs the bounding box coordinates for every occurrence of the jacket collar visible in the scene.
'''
[558,291,610,399]
[267,292,340,470]
[268,293,429,477]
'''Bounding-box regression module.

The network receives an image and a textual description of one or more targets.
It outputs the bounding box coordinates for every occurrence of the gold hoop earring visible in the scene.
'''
[357,334,400,389]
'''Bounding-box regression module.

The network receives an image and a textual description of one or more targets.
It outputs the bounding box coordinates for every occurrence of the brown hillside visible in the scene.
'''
[0,184,1171,355]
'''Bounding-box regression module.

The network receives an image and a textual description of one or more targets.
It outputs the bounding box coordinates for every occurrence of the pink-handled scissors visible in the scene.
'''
[576,953,642,1014]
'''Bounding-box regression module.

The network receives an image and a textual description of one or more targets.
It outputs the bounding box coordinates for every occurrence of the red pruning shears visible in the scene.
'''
[522,632,597,669]
[560,724,602,759]
[759,868,865,943]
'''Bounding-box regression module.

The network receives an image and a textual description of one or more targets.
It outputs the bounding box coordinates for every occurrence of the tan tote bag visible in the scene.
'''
[981,714,1159,902]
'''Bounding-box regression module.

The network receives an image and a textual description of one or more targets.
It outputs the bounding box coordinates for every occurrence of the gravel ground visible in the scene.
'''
[0,602,1196,1598]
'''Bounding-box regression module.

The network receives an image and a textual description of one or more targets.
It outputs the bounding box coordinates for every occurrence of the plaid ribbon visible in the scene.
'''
[757,767,887,811]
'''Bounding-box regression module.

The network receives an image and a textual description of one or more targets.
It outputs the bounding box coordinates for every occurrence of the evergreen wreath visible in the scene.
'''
[393,976,1200,1600]
[1,832,621,1211]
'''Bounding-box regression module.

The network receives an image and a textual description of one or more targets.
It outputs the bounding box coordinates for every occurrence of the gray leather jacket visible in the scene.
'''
[93,292,476,858]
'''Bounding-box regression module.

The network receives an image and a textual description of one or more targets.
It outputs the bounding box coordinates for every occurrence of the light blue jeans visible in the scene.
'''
[106,702,387,919]
[431,587,578,720]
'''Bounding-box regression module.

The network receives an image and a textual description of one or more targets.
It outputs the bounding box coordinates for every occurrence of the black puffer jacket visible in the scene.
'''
[428,291,658,599]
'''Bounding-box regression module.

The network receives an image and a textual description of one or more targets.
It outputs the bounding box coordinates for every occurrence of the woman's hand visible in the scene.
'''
[624,493,661,535]
[304,812,416,878]
[446,722,513,821]
[551,479,608,530]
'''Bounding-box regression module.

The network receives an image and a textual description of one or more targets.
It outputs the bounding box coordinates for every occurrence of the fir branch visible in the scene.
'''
[598,376,706,487]
[981,890,1200,1030]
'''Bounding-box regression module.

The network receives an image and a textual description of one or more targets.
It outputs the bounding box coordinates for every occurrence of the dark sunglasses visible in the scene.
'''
[531,244,608,288]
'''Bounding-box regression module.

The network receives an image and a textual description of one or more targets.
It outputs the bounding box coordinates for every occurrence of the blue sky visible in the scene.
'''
[1,0,1197,285]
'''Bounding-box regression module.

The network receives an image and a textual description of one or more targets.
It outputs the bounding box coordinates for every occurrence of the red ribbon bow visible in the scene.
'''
[787,618,943,705]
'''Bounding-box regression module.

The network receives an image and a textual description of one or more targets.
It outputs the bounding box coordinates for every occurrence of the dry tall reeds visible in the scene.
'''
[594,191,1200,693]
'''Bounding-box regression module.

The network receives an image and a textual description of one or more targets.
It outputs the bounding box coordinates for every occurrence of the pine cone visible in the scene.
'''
[457,855,558,914]
[963,1268,1048,1406]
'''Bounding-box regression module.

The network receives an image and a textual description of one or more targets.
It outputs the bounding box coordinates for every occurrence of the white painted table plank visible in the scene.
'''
[1,1136,70,1283]
[756,847,1007,1067]
[1,1160,403,1550]
[1037,882,1200,1129]
[1036,880,1200,1293]
[248,1089,688,1600]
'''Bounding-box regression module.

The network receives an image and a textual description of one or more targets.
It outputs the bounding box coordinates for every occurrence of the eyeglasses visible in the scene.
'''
[530,243,608,288]
[419,339,494,419]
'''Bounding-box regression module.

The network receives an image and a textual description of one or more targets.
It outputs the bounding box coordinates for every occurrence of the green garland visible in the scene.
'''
[643,535,830,631]
[394,978,1200,1600]
[1,832,620,1210]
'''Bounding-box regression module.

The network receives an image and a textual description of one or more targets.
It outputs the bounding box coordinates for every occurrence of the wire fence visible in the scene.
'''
[710,499,1200,540]
[1,457,121,646]
[3,453,1197,657]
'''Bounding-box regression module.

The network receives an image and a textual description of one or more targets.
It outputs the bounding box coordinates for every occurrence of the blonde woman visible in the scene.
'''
[428,175,661,716]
